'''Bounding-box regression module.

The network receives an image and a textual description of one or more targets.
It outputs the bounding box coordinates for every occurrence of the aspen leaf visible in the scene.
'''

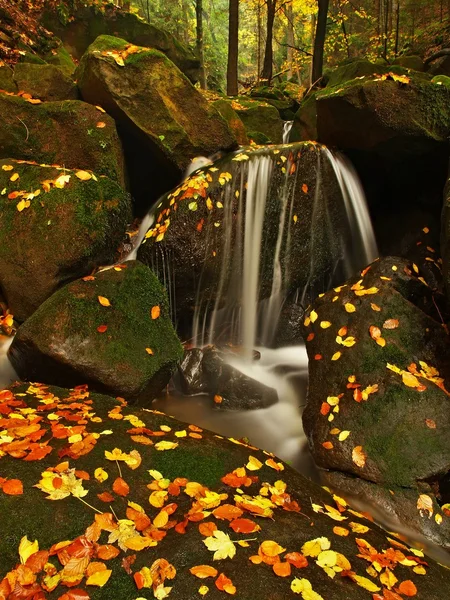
[98,296,111,307]
[75,170,92,181]
[344,303,356,313]
[86,569,112,586]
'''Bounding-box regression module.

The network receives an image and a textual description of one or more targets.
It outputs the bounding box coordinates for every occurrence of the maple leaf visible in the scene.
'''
[203,530,236,560]
[107,519,137,551]
[35,469,88,500]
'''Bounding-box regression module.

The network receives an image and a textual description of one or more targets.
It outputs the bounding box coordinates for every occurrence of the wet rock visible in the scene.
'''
[302,256,450,547]
[13,62,78,101]
[40,3,200,82]
[1,381,450,598]
[0,159,131,321]
[0,94,126,187]
[77,35,237,212]
[441,171,450,300]
[176,347,208,395]
[229,97,284,143]
[9,261,183,402]
[138,142,361,339]
[202,346,276,409]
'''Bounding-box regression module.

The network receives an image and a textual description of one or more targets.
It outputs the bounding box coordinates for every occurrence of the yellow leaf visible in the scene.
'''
[331,352,341,361]
[54,174,71,189]
[349,522,369,533]
[149,490,168,508]
[351,574,380,592]
[310,310,318,323]
[199,584,209,596]
[86,569,112,587]
[352,446,367,468]
[94,468,108,483]
[320,321,331,329]
[16,199,30,212]
[344,303,356,313]
[10,172,19,182]
[338,431,350,441]
[98,296,111,307]
[301,537,330,558]
[124,535,157,551]
[155,441,179,451]
[291,578,324,599]
[146,347,154,355]
[260,540,286,556]
[246,456,263,471]
[19,536,39,565]
[188,201,198,211]
[402,371,421,388]
[203,530,236,560]
[153,510,169,529]
[75,170,92,181]
[2,164,13,171]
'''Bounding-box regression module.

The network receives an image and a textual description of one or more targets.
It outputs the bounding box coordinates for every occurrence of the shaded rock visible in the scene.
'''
[0,159,132,321]
[323,59,421,88]
[138,143,364,339]
[0,64,16,92]
[428,54,450,77]
[202,346,276,409]
[77,35,237,212]
[176,347,209,395]
[441,172,450,298]
[41,2,200,82]
[313,76,450,158]
[3,381,449,597]
[291,92,317,142]
[230,97,284,143]
[302,256,450,547]
[0,93,126,187]
[393,55,425,71]
[432,74,450,89]
[9,261,183,401]
[42,39,77,75]
[13,62,78,101]
[211,98,248,145]
[250,85,286,100]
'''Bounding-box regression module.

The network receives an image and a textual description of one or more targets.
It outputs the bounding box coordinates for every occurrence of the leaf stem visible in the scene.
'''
[77,496,103,514]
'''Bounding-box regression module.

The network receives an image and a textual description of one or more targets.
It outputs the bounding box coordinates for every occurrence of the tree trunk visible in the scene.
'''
[394,0,400,57]
[196,0,206,89]
[261,0,276,84]
[311,0,329,84]
[286,1,294,79]
[257,0,262,83]
[227,0,239,96]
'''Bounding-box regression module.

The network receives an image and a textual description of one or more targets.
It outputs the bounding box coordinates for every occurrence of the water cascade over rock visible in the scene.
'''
[137,142,377,351]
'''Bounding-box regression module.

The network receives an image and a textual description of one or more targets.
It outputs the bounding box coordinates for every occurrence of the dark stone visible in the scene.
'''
[9,261,183,402]
[176,348,208,395]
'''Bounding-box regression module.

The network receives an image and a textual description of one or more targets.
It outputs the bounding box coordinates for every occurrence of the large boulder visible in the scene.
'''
[302,256,450,547]
[40,2,200,81]
[76,35,237,212]
[441,172,450,297]
[1,381,450,599]
[137,143,372,340]
[12,62,78,101]
[211,98,249,145]
[0,159,132,321]
[228,97,284,144]
[0,92,126,187]
[9,261,183,401]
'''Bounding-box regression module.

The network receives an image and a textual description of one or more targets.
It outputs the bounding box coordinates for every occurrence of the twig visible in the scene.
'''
[16,117,29,141]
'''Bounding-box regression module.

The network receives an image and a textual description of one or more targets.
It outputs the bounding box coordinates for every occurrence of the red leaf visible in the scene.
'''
[2,479,23,495]
[112,477,129,497]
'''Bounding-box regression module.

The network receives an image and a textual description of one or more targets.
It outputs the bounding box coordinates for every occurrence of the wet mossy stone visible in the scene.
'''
[314,76,450,158]
[211,98,248,145]
[137,143,357,335]
[302,256,450,546]
[9,261,183,402]
[41,3,200,82]
[13,62,78,101]
[323,59,414,88]
[1,382,450,598]
[229,97,284,144]
[0,159,132,321]
[76,35,237,213]
[0,93,126,187]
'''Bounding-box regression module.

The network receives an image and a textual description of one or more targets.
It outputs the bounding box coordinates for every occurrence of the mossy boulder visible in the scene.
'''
[315,76,450,157]
[0,159,132,321]
[0,92,126,187]
[137,143,365,340]
[291,92,318,142]
[323,59,416,88]
[9,261,183,401]
[13,62,78,101]
[393,55,425,72]
[1,381,450,598]
[0,64,16,92]
[302,256,450,547]
[432,74,450,89]
[40,2,200,82]
[42,38,77,75]
[228,97,284,144]
[211,98,248,145]
[76,36,237,213]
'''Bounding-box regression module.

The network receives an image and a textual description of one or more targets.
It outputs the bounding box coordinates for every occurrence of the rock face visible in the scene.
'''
[76,35,237,212]
[9,262,183,401]
[0,93,126,187]
[40,2,200,82]
[441,173,450,297]
[211,98,249,145]
[12,62,78,101]
[1,381,450,599]
[137,143,363,339]
[302,256,450,547]
[228,97,284,144]
[0,159,132,321]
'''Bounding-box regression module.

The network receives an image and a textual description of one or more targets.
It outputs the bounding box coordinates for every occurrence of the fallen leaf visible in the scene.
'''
[98,296,111,307]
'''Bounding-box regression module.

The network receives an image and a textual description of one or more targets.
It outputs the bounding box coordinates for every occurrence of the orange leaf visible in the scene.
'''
[397,581,417,596]
[215,573,236,595]
[2,479,23,495]
[212,504,243,521]
[369,325,381,340]
[97,492,115,502]
[96,545,120,560]
[98,296,111,307]
[383,319,399,329]
[112,477,129,497]
[352,446,367,468]
[273,562,291,577]
[151,305,161,319]
[285,552,308,568]
[97,325,108,333]
[189,565,218,579]
[199,522,217,536]
[229,518,260,534]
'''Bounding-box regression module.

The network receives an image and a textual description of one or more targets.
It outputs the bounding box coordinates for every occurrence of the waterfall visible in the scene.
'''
[282,120,294,144]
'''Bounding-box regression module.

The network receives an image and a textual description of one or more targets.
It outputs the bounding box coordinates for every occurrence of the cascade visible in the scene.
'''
[282,120,294,144]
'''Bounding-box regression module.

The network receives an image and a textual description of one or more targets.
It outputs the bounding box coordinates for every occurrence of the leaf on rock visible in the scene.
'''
[98,296,111,307]
[189,565,218,579]
[203,530,236,560]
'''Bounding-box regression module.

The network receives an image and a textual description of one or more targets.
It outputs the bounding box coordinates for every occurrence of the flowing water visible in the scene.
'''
[282,120,294,144]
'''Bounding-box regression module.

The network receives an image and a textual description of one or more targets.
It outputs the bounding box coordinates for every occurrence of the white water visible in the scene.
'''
[0,336,18,388]
[282,120,294,144]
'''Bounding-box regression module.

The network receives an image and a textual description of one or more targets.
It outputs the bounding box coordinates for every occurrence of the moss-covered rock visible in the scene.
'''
[0,159,132,321]
[76,35,237,213]
[306,75,450,158]
[1,381,450,598]
[0,92,126,187]
[42,38,77,75]
[13,62,78,101]
[323,59,419,88]
[137,143,362,339]
[0,64,16,92]
[432,74,450,89]
[393,55,425,72]
[228,97,284,144]
[302,256,450,547]
[211,98,248,145]
[9,261,183,401]
[40,2,200,82]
